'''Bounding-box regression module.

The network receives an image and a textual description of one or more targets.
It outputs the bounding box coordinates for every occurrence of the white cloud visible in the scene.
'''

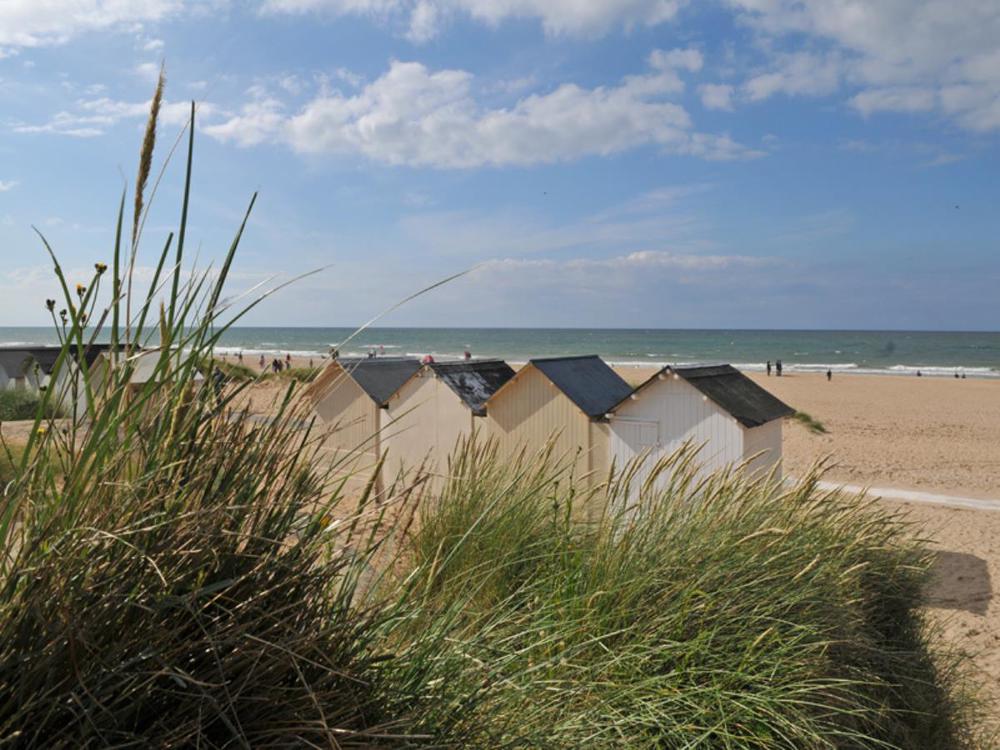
[850,87,936,116]
[0,180,17,192]
[261,0,687,39]
[13,97,218,137]
[699,83,734,110]
[135,61,162,83]
[743,51,842,101]
[142,37,165,51]
[478,250,771,276]
[729,0,1000,131]
[0,0,181,48]
[205,53,762,167]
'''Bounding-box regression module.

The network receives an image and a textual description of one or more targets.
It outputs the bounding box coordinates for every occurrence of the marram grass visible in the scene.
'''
[390,441,987,748]
[0,74,988,748]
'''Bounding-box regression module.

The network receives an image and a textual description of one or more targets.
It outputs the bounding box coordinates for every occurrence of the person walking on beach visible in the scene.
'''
[463,350,472,360]
[776,360,783,377]
[285,353,292,369]
[766,361,772,376]
[237,351,243,364]
[259,354,265,370]
[826,369,832,382]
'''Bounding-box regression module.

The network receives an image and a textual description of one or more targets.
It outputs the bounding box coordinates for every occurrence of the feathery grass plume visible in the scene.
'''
[133,64,163,247]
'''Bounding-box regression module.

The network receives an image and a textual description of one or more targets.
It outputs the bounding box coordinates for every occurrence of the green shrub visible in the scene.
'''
[0,389,62,421]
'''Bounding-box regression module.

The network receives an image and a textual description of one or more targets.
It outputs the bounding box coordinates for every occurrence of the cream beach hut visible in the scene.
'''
[484,355,633,484]
[607,364,794,489]
[382,359,515,483]
[304,357,422,465]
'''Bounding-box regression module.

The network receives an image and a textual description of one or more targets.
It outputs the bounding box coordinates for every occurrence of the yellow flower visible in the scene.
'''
[94,262,108,274]
[36,426,48,436]
[75,283,86,297]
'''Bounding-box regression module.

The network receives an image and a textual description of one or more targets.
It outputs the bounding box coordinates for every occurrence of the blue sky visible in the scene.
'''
[0,0,997,330]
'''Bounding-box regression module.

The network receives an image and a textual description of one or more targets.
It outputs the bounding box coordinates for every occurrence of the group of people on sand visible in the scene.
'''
[768,359,835,381]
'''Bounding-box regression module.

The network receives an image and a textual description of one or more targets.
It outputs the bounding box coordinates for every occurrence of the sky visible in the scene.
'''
[0,0,998,331]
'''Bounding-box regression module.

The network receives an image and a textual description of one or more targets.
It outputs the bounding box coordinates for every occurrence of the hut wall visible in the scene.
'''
[382,370,473,485]
[485,366,595,482]
[742,420,783,477]
[611,375,744,484]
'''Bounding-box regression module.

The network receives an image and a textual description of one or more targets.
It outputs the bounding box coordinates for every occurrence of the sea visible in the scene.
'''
[2,327,998,379]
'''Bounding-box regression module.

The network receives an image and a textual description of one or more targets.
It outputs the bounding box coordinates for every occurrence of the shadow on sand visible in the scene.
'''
[926,550,992,616]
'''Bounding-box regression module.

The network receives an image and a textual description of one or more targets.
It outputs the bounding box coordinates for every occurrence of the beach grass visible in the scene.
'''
[389,442,984,748]
[0,76,988,748]
[793,409,829,434]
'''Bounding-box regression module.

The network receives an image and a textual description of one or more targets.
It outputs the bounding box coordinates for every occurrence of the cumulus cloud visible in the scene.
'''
[204,52,762,167]
[0,0,181,47]
[0,180,18,191]
[730,0,1000,131]
[698,83,734,110]
[261,0,686,39]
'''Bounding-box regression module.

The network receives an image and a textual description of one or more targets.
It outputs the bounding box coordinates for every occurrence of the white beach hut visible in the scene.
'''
[304,357,422,469]
[381,359,515,484]
[607,364,794,489]
[484,355,633,485]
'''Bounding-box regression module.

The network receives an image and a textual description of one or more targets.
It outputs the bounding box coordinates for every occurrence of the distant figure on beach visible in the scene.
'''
[955,372,960,379]
[826,369,832,381]
[212,367,225,396]
[259,354,266,369]
[917,370,922,377]
[237,351,243,364]
[766,361,772,376]
[285,353,292,369]
[309,357,314,369]
[962,373,967,379]
[463,350,471,360]
[776,360,783,377]
[379,345,385,356]
[422,354,435,364]
[272,358,282,374]
[367,349,375,359]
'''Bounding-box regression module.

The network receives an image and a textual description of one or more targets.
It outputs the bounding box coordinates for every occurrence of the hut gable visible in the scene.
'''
[429,360,515,416]
[622,364,794,428]
[306,357,421,408]
[526,355,632,419]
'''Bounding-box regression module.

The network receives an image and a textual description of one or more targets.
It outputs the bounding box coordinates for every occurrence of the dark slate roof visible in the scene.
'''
[639,364,794,428]
[0,344,113,376]
[338,357,422,407]
[429,360,515,416]
[530,355,633,419]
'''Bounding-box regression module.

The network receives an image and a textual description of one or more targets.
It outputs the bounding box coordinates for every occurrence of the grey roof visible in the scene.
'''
[530,355,633,419]
[628,364,794,428]
[339,357,422,407]
[0,344,113,376]
[429,360,515,416]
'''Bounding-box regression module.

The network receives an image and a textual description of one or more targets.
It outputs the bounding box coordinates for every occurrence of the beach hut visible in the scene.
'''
[484,355,633,484]
[382,359,515,483]
[607,364,794,488]
[304,357,422,466]
[0,345,111,400]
